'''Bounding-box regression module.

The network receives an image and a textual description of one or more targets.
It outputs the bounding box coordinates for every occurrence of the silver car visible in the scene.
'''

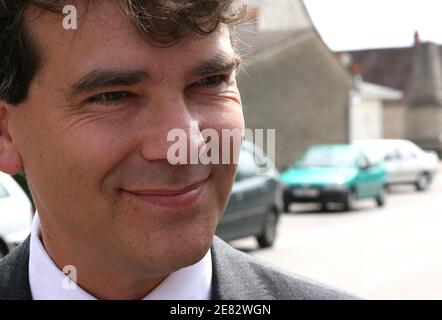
[355,139,439,191]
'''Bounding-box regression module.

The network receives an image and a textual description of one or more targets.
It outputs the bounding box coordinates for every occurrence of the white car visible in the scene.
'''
[355,139,439,191]
[0,172,33,257]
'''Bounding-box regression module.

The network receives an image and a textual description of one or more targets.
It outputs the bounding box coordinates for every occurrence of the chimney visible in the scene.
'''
[351,63,362,76]
[414,31,420,47]
[409,41,442,106]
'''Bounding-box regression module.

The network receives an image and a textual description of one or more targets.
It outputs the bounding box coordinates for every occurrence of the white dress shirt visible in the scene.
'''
[28,212,212,300]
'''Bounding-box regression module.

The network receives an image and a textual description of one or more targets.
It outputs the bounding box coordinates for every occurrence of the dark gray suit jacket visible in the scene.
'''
[0,236,356,300]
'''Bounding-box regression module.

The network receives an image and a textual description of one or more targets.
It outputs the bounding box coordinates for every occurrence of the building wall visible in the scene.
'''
[351,98,383,141]
[237,31,353,170]
[407,42,442,154]
[407,105,442,153]
[382,102,407,139]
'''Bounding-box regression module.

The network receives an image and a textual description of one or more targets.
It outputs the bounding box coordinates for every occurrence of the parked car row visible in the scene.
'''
[281,139,439,213]
[217,139,438,248]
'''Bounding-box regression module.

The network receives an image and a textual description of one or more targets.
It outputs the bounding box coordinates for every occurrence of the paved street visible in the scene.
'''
[230,165,442,299]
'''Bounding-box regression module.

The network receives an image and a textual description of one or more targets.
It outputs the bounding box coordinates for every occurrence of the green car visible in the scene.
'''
[281,144,387,212]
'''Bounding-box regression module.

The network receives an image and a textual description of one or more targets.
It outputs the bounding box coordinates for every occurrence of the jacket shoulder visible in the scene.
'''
[0,237,33,300]
[211,237,358,300]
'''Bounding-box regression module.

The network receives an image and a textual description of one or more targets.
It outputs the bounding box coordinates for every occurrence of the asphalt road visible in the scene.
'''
[230,166,442,299]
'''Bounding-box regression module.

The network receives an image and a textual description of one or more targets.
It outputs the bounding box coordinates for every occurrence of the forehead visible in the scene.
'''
[25,1,234,82]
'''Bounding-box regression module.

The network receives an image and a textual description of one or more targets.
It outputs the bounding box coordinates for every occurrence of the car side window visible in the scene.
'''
[360,149,379,166]
[384,152,394,162]
[0,182,9,199]
[400,147,417,160]
[385,148,401,161]
[236,148,258,181]
[358,153,372,169]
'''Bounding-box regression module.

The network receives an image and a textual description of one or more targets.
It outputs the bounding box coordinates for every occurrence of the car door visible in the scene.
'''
[397,144,421,183]
[355,152,383,198]
[384,147,404,184]
[216,146,270,241]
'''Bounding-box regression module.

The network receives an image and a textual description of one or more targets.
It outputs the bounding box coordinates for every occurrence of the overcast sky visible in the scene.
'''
[303,0,442,51]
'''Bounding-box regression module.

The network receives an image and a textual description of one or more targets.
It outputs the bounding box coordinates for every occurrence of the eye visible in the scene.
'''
[87,91,132,106]
[196,75,228,87]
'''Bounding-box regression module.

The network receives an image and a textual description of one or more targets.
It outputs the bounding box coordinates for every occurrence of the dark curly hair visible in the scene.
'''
[0,0,249,105]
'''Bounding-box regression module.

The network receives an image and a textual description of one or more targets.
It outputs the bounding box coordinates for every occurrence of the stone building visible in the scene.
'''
[237,0,354,170]
[346,34,442,154]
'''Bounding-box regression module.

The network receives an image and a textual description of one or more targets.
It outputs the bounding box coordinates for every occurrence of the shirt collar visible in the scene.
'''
[28,211,212,300]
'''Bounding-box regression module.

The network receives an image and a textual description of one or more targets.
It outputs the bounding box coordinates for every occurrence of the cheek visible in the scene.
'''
[211,163,237,197]
[29,118,127,200]
[199,105,243,210]
[199,99,244,131]
[56,110,142,170]
[204,103,245,158]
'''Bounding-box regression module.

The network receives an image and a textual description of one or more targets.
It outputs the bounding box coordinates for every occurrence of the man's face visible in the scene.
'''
[8,1,244,275]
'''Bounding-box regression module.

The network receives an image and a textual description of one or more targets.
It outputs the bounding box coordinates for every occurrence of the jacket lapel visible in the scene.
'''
[210,237,272,300]
[0,236,32,300]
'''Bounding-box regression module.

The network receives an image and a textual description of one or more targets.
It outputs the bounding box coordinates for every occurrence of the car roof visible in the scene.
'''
[355,139,416,146]
[307,144,357,152]
[355,139,422,152]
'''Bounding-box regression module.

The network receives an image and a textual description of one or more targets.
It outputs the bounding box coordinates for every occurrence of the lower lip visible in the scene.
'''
[123,178,208,209]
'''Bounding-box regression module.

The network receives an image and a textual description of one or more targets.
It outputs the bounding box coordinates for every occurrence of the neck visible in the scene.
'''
[39,220,167,300]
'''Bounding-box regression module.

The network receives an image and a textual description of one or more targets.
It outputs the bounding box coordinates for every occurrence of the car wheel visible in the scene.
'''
[257,211,278,248]
[342,190,355,212]
[415,173,429,191]
[376,187,386,207]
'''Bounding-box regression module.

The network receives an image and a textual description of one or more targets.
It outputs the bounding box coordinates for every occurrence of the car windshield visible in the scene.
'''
[295,147,356,168]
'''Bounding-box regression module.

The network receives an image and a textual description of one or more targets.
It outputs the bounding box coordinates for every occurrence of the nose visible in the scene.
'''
[139,95,206,163]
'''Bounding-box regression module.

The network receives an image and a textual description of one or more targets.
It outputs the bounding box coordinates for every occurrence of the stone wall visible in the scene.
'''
[237,31,353,170]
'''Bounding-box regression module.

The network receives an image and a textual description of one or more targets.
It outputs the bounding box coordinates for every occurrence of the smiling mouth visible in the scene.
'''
[121,176,210,209]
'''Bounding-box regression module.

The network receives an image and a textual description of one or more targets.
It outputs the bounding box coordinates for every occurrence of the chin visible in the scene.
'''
[167,220,216,266]
[112,180,226,275]
[139,232,214,276]
[115,211,217,276]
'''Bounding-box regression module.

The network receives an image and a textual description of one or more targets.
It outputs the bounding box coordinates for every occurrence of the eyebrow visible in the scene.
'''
[192,53,242,77]
[67,53,241,97]
[68,69,150,97]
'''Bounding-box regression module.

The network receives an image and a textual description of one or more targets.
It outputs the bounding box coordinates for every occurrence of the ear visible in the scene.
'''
[0,102,24,174]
